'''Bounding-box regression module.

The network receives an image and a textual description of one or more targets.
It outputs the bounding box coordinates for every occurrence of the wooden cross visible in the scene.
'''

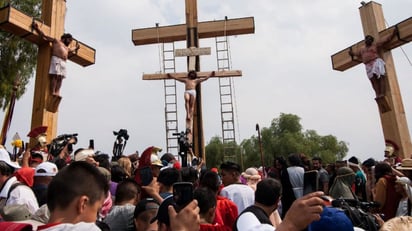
[0,1,95,143]
[132,0,254,160]
[331,1,412,158]
[175,46,211,71]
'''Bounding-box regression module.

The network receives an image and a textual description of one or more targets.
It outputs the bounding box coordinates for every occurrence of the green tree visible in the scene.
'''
[0,0,41,109]
[238,113,349,169]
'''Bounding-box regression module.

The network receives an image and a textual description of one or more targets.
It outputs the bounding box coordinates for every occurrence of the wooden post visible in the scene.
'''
[0,1,95,143]
[331,1,412,158]
[132,1,254,162]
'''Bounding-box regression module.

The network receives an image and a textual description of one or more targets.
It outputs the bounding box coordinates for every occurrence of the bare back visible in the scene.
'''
[52,40,70,60]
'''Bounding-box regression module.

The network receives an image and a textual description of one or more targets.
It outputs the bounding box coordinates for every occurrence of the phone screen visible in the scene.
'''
[303,170,319,195]
[173,182,194,211]
[139,166,153,186]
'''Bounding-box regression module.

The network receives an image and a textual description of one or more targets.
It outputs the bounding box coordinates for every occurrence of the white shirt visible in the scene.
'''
[236,211,274,231]
[220,183,255,213]
[39,222,102,231]
[1,176,39,214]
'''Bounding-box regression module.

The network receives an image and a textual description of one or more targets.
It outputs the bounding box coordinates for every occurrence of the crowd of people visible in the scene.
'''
[0,129,411,231]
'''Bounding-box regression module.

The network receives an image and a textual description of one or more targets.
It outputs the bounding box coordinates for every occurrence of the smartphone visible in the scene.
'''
[89,139,94,150]
[139,166,153,186]
[173,182,194,211]
[303,170,319,195]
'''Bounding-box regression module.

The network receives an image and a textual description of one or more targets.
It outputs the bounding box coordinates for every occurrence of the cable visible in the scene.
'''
[384,19,412,66]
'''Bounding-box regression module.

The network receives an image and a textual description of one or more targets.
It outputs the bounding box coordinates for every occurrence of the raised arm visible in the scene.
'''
[32,22,55,43]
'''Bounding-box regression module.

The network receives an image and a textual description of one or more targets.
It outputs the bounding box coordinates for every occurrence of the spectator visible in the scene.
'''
[348,156,367,201]
[118,156,133,178]
[39,161,109,230]
[104,179,140,231]
[329,167,356,200]
[32,162,59,206]
[234,178,325,231]
[157,167,181,199]
[219,161,254,213]
[134,198,159,231]
[394,177,412,216]
[280,153,304,218]
[362,158,376,201]
[312,157,330,194]
[0,147,38,214]
[308,206,355,231]
[374,162,402,221]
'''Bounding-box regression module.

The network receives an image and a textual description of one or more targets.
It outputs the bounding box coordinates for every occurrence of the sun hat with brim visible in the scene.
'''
[0,148,21,169]
[396,159,412,170]
[380,216,412,231]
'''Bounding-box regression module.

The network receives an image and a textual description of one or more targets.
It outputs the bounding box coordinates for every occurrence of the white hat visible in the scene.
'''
[74,149,95,162]
[34,162,58,177]
[0,148,20,169]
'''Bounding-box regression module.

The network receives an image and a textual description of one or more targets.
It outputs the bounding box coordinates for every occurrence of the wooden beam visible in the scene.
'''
[0,5,95,67]
[142,70,242,80]
[132,17,255,45]
[331,17,412,71]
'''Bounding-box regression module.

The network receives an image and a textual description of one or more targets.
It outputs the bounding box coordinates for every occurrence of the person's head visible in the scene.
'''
[288,153,302,167]
[134,198,159,231]
[114,179,140,205]
[0,148,20,186]
[374,161,392,181]
[157,167,181,193]
[151,196,175,231]
[29,153,44,168]
[275,156,287,170]
[74,148,98,166]
[308,207,354,231]
[94,153,111,170]
[118,156,132,177]
[255,178,282,212]
[188,70,197,79]
[111,164,128,183]
[365,35,374,46]
[312,157,322,170]
[335,167,355,186]
[361,158,376,174]
[193,187,217,224]
[34,161,58,185]
[220,161,241,186]
[47,161,109,223]
[199,170,220,194]
[61,33,73,46]
[180,167,198,185]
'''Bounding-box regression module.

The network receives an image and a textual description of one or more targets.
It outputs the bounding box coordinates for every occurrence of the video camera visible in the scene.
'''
[113,129,129,141]
[48,133,78,157]
[173,131,190,155]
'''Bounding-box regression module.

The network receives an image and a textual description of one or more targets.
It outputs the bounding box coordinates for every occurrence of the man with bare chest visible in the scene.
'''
[349,28,397,98]
[32,22,79,96]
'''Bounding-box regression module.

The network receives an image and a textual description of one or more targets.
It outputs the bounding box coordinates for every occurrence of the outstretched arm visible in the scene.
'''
[377,27,398,48]
[167,73,186,83]
[32,22,55,43]
[198,71,215,83]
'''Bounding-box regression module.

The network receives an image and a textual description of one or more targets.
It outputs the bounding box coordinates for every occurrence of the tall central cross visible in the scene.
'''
[331,1,412,158]
[132,0,254,161]
[0,1,95,143]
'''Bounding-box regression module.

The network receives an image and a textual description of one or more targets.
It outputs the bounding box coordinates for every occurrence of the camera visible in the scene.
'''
[48,133,78,157]
[113,129,129,140]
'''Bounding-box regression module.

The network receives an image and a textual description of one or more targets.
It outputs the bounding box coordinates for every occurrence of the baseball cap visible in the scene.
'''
[34,162,58,177]
[308,207,354,231]
[0,147,21,169]
[150,195,175,225]
[134,198,160,218]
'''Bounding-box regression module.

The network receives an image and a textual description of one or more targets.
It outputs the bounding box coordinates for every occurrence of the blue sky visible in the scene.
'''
[1,0,411,163]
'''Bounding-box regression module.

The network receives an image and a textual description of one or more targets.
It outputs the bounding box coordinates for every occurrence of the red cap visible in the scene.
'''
[27,126,47,138]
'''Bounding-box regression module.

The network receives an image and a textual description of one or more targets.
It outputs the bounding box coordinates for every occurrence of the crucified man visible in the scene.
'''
[349,28,397,98]
[32,22,79,96]
[167,70,215,122]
